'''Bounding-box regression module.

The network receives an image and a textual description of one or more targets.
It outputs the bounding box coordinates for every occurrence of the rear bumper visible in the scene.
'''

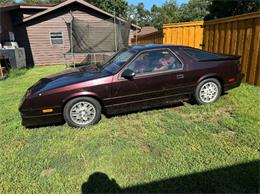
[224,73,244,92]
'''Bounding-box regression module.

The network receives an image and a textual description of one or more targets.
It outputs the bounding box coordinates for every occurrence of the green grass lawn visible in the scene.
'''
[0,65,259,193]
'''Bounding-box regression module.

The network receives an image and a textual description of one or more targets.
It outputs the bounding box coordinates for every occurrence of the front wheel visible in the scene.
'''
[63,97,101,128]
[194,78,222,105]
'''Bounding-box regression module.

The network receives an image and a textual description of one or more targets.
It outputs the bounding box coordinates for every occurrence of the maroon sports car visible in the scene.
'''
[19,44,243,128]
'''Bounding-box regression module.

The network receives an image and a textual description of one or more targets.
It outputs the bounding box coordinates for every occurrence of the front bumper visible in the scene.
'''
[19,84,65,128]
[19,104,63,128]
[21,112,64,127]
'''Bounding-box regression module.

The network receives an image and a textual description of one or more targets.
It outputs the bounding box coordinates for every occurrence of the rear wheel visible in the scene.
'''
[195,78,221,105]
[63,97,101,128]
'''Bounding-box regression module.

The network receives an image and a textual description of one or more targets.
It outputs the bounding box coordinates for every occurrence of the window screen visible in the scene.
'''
[182,48,224,60]
[50,32,63,45]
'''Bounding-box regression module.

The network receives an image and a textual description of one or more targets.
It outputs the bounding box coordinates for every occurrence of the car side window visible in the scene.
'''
[127,49,182,75]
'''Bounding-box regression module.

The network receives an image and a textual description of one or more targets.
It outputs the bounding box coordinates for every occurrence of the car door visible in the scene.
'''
[106,48,189,114]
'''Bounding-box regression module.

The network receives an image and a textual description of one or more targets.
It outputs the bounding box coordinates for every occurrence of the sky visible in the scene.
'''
[128,0,189,10]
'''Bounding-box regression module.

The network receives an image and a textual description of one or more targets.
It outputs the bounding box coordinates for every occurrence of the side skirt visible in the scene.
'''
[104,94,191,116]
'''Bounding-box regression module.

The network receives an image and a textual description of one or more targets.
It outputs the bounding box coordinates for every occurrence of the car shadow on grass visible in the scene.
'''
[81,160,259,193]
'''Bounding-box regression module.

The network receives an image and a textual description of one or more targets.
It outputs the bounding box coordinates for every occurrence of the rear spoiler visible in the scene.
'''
[198,55,241,62]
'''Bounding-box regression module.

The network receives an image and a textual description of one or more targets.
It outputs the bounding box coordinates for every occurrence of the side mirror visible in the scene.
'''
[121,69,135,80]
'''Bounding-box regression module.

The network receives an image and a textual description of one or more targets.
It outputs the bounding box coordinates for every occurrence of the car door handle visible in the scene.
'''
[177,74,184,79]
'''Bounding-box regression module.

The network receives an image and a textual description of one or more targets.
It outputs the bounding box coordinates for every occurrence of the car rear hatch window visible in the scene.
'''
[182,47,241,62]
[182,47,227,60]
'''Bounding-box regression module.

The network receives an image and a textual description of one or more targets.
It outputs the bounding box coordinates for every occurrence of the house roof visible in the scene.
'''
[0,4,19,11]
[21,0,141,29]
[20,4,54,9]
[0,3,51,11]
[135,26,158,36]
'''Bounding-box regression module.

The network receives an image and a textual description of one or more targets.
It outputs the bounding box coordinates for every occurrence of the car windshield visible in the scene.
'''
[101,49,138,74]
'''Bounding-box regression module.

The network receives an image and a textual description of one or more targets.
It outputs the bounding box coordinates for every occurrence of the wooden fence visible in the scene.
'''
[203,12,260,85]
[131,11,260,86]
[163,21,204,49]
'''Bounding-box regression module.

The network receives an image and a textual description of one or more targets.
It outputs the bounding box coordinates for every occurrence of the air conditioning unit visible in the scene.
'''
[0,48,26,68]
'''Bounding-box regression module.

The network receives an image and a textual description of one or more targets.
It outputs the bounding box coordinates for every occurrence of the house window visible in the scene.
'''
[49,32,63,45]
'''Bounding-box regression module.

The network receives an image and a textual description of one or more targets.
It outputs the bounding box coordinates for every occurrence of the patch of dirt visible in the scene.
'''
[211,106,234,123]
[178,112,205,122]
[40,168,56,177]
[225,130,237,136]
[178,106,234,124]
[138,142,153,153]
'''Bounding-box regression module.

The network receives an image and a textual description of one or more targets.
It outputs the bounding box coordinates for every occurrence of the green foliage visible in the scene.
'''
[0,0,15,5]
[205,0,260,20]
[127,3,151,26]
[127,0,178,29]
[0,65,259,193]
[127,0,209,29]
[21,0,64,4]
[150,0,178,29]
[128,0,259,28]
[84,0,128,17]
[175,0,211,22]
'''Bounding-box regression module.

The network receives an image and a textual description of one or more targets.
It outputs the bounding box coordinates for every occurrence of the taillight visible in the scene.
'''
[228,77,236,83]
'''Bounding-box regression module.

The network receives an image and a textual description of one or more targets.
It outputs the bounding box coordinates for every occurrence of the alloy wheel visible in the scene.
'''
[69,101,96,125]
[199,82,219,103]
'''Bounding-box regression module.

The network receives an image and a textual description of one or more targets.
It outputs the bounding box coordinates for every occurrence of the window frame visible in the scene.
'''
[119,48,184,80]
[49,32,64,45]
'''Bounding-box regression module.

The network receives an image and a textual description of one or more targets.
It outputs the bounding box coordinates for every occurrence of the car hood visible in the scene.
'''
[29,66,111,95]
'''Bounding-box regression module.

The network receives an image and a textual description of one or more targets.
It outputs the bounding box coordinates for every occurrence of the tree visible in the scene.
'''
[0,0,15,5]
[205,0,260,20]
[126,3,151,26]
[86,0,128,17]
[175,0,211,22]
[21,0,65,4]
[126,4,138,24]
[150,0,178,29]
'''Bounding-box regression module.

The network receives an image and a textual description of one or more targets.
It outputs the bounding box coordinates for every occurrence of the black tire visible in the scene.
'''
[63,97,101,128]
[194,78,222,105]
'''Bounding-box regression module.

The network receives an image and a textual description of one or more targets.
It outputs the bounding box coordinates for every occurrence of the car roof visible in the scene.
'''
[128,44,180,52]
